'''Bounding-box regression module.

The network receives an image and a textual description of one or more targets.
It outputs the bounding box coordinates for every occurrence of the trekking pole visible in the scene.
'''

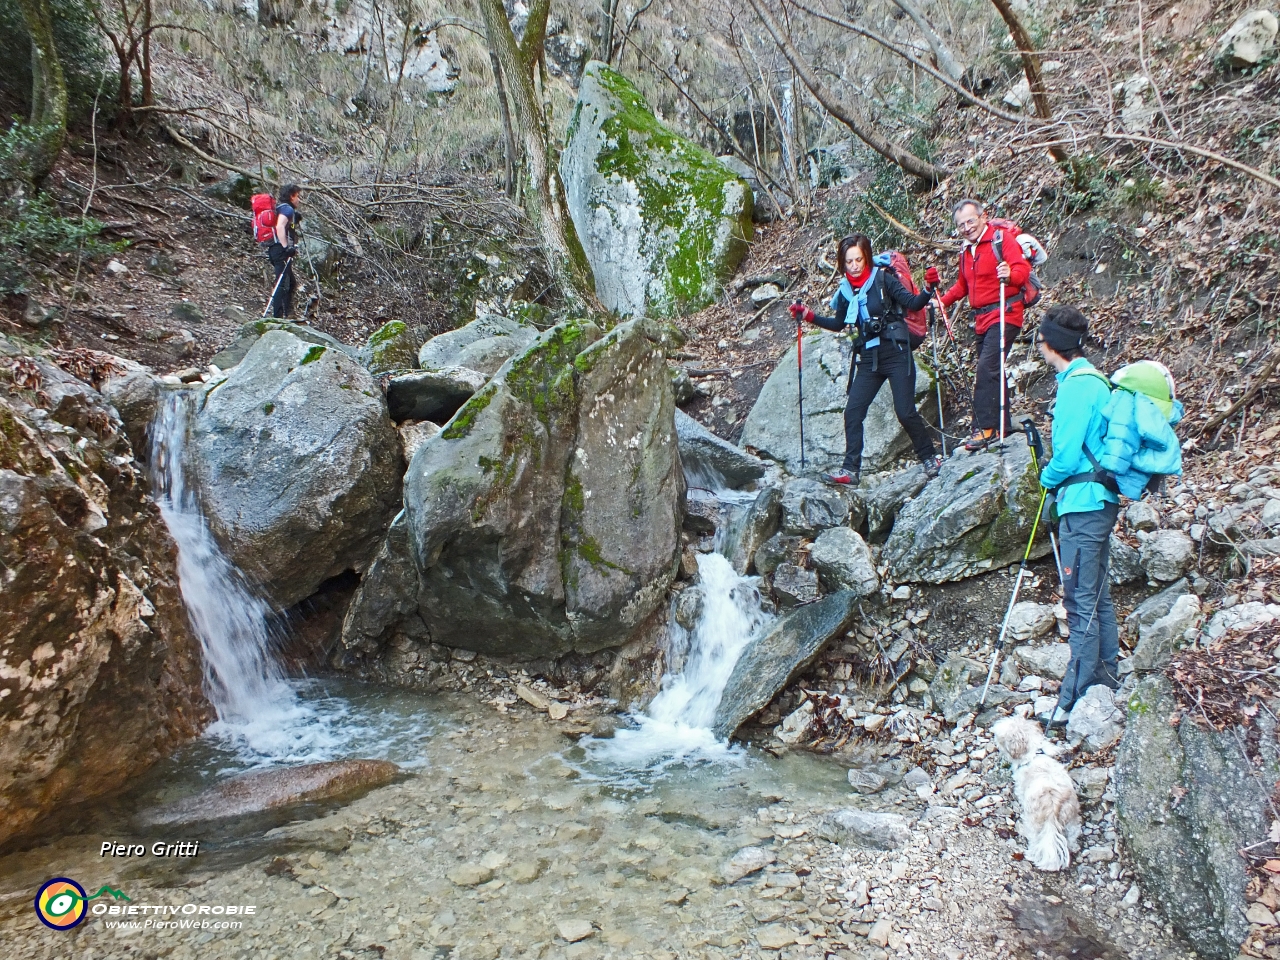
[794,302,806,469]
[932,292,956,342]
[1021,417,1065,587]
[979,474,1048,708]
[262,255,294,318]
[929,302,947,456]
[998,266,1007,448]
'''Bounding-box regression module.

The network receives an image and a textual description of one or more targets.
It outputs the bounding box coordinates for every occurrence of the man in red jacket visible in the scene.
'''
[925,198,1030,450]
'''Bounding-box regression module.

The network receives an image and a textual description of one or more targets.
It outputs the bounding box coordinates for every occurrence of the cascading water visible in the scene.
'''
[587,464,775,773]
[150,391,342,762]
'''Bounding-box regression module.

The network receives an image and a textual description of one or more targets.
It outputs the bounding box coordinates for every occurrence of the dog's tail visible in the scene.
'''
[1026,791,1073,872]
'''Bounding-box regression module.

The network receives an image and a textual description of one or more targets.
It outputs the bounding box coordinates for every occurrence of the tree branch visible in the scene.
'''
[987,0,1068,164]
[886,0,964,82]
[746,0,948,184]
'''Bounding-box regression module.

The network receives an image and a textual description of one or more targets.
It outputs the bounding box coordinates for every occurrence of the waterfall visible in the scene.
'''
[150,391,339,762]
[587,465,774,772]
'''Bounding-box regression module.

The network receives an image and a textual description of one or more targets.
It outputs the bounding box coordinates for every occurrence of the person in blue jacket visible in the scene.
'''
[1035,304,1121,726]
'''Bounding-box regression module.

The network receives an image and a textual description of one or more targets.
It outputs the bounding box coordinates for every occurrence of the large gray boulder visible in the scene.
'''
[1116,675,1277,959]
[740,330,935,475]
[192,331,404,608]
[417,311,537,372]
[722,483,783,575]
[712,590,860,737]
[357,320,418,375]
[209,318,353,371]
[560,61,753,318]
[882,442,1046,583]
[863,464,928,542]
[343,318,684,660]
[674,409,765,489]
[0,352,207,848]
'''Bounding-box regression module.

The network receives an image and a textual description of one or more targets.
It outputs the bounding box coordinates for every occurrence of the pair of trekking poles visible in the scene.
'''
[262,253,296,319]
[790,291,957,467]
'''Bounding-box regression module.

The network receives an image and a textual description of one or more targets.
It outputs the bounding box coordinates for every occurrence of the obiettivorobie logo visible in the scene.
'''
[34,878,130,930]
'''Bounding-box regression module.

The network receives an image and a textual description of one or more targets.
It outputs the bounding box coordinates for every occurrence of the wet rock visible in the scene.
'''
[753,532,802,577]
[723,483,781,574]
[722,845,776,883]
[386,366,489,424]
[0,361,208,848]
[1116,675,1275,959]
[683,493,722,535]
[1066,685,1124,752]
[1109,535,1144,584]
[1131,593,1201,672]
[1007,601,1057,642]
[192,330,404,608]
[417,310,536,372]
[815,809,911,850]
[712,590,859,737]
[561,61,752,317]
[780,478,855,535]
[138,759,400,826]
[1139,529,1193,582]
[882,442,1047,583]
[1218,10,1278,68]
[674,409,765,489]
[847,769,887,794]
[772,563,819,607]
[862,465,929,542]
[810,526,879,597]
[358,319,418,374]
[99,360,164,455]
[740,331,935,475]
[350,319,683,660]
[1013,643,1071,681]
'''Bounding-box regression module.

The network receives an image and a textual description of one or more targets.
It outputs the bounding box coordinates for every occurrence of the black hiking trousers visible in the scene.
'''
[973,323,1017,434]
[842,341,936,473]
[267,242,294,319]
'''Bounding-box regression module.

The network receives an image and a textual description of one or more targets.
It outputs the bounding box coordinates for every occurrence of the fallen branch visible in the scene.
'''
[1199,344,1279,437]
[1101,132,1280,193]
[865,198,961,252]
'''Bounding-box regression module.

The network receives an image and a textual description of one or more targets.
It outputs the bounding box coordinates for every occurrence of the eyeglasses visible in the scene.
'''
[955,218,982,230]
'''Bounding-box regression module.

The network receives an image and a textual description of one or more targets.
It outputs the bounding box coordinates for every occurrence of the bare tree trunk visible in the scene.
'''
[747,0,947,184]
[887,0,965,82]
[14,0,67,184]
[988,0,1068,164]
[487,46,519,199]
[478,0,596,311]
[598,0,619,64]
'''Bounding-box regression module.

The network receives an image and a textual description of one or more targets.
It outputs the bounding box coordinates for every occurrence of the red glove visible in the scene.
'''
[924,267,941,289]
[788,302,815,324]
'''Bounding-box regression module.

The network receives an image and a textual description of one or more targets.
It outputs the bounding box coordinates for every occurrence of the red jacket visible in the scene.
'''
[939,222,1031,334]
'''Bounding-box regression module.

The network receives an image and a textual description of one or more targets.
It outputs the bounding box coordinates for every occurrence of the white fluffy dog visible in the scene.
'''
[990,716,1082,871]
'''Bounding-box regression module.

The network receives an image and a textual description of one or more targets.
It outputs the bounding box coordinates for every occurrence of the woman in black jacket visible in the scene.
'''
[789,234,942,486]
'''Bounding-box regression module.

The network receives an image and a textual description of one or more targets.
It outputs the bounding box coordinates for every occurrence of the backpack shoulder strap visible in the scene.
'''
[992,229,1003,263]
[1065,367,1113,388]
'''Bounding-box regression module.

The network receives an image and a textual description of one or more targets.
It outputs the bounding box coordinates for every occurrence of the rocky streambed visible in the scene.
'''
[0,682,1194,960]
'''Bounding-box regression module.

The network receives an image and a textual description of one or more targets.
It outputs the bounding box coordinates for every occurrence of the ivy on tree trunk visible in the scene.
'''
[13,0,68,185]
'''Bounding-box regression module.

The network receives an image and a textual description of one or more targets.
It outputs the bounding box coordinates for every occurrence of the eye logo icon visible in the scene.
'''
[34,878,130,930]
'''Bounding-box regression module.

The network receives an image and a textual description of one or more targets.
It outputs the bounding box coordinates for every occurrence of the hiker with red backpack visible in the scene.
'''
[789,233,942,486]
[925,198,1044,451]
[252,184,301,319]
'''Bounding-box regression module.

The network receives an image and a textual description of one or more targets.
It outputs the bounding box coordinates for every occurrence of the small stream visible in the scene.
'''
[0,399,1189,959]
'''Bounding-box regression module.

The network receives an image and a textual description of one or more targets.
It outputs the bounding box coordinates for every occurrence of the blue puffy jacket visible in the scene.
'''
[1095,386,1184,499]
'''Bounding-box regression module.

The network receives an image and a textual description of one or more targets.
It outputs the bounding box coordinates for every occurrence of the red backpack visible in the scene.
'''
[873,250,928,345]
[251,193,277,244]
[987,218,1048,309]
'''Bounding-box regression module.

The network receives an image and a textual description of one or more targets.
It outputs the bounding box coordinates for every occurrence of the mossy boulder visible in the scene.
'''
[881,442,1048,583]
[359,320,418,375]
[192,331,404,608]
[1115,675,1278,959]
[339,318,684,660]
[561,60,753,318]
